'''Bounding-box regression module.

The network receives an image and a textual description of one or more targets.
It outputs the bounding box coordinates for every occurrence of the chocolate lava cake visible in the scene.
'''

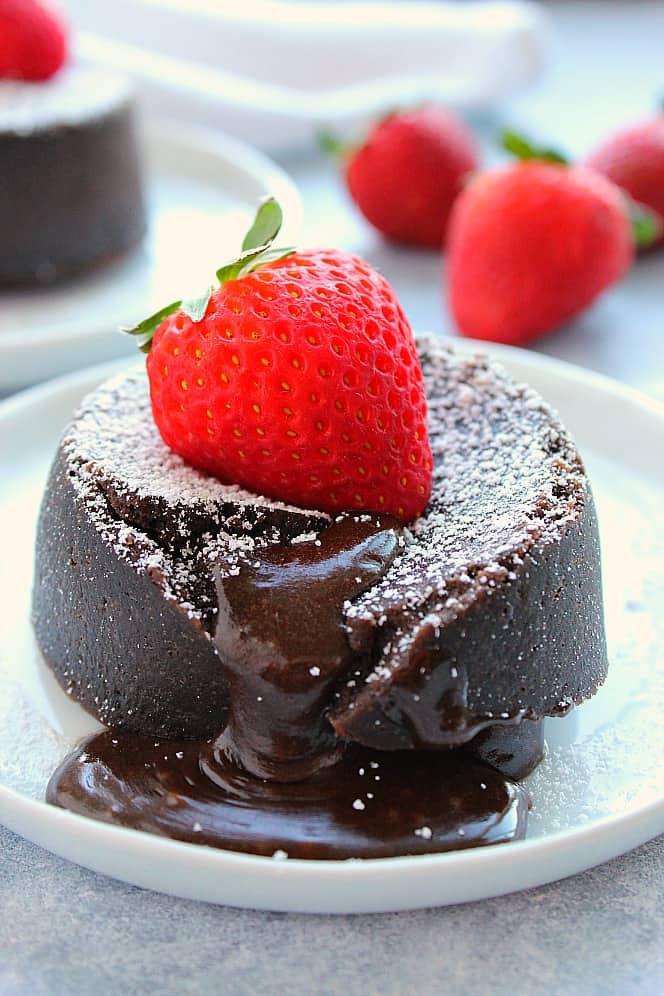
[32,337,608,768]
[0,66,145,285]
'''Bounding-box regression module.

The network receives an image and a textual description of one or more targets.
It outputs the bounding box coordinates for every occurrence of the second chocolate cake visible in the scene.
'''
[0,65,145,285]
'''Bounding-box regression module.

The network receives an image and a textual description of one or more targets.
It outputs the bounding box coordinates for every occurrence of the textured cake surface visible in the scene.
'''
[32,338,608,742]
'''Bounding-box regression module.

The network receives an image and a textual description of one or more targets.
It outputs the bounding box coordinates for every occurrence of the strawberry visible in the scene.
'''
[446,131,640,346]
[125,199,432,524]
[586,112,664,249]
[0,0,67,82]
[324,105,477,248]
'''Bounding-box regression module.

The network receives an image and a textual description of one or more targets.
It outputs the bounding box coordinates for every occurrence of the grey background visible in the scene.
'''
[1,3,662,994]
[1,832,662,996]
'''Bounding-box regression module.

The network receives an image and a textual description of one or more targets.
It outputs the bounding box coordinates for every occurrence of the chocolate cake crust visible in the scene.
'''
[32,338,608,744]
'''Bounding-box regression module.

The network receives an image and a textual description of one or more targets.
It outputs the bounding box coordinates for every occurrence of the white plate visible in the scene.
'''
[0,120,301,393]
[0,342,662,914]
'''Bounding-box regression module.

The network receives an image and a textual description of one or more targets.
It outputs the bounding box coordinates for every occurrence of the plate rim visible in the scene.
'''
[1,340,663,912]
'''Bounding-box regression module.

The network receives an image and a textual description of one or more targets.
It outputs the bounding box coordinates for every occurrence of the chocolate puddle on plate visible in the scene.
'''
[47,733,534,859]
[46,514,538,859]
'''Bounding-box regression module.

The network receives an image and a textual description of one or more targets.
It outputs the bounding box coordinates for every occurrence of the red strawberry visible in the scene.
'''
[446,132,635,345]
[326,105,477,248]
[126,199,432,524]
[586,113,664,249]
[0,0,67,82]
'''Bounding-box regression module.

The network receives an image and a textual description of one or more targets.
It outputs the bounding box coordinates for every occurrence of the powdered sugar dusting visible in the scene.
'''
[352,342,584,615]
[61,364,330,628]
[64,364,328,519]
[0,66,132,135]
[347,339,588,683]
[60,343,590,662]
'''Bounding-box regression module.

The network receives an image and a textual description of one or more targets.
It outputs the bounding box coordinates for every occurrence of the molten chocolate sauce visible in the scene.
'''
[46,515,541,859]
[213,515,399,780]
[47,732,531,859]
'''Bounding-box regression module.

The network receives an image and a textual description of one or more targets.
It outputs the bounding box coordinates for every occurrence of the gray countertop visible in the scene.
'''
[1,3,662,994]
[1,830,662,996]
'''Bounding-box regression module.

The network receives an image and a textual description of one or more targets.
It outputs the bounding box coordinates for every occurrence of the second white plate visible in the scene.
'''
[0,343,662,913]
[0,120,302,393]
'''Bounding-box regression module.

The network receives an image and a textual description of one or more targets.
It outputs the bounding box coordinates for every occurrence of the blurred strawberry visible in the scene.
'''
[323,105,478,248]
[586,110,664,249]
[0,0,67,82]
[446,131,643,345]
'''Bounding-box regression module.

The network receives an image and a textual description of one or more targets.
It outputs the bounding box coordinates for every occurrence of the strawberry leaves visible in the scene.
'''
[318,129,353,158]
[628,199,663,249]
[181,285,216,323]
[242,197,284,251]
[217,199,294,282]
[121,300,183,354]
[501,130,569,165]
[123,198,294,353]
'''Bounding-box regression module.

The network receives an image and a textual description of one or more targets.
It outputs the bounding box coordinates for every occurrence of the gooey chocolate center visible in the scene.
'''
[211,514,400,781]
[47,515,539,858]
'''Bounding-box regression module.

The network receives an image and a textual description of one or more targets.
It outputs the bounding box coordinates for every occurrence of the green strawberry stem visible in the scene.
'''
[122,198,295,353]
[318,106,422,160]
[318,129,353,158]
[628,198,663,249]
[501,129,569,165]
